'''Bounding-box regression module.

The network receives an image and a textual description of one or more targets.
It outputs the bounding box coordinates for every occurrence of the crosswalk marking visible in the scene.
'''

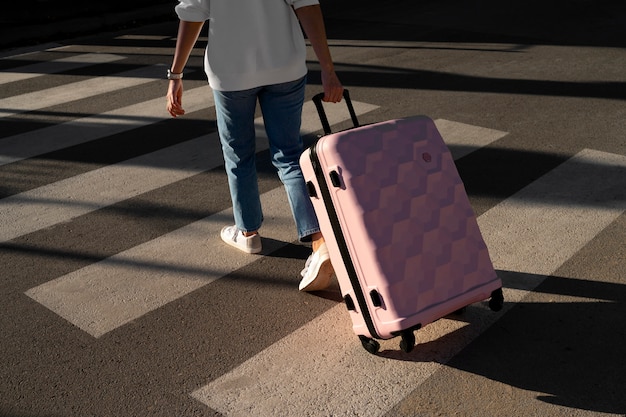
[0,28,626,417]
[434,119,508,159]
[24,186,295,338]
[0,64,165,119]
[4,53,621,416]
[0,53,125,84]
[1,100,377,244]
[49,43,186,57]
[0,85,212,166]
[21,100,379,336]
[190,148,626,417]
[0,135,217,243]
[114,35,171,41]
[481,148,626,276]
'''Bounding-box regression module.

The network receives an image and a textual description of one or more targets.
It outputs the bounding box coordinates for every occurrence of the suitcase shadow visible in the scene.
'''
[378,270,626,415]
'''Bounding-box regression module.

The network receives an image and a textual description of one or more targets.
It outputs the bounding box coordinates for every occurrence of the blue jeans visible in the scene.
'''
[213,76,320,242]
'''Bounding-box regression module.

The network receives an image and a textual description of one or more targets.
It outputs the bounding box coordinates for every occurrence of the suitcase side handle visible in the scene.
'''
[312,89,360,135]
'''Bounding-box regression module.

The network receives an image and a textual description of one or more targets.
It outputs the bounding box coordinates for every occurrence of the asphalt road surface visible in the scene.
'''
[1,1,625,416]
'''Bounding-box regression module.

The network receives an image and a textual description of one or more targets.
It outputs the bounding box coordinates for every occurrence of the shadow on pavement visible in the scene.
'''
[452,273,626,414]
[379,271,626,415]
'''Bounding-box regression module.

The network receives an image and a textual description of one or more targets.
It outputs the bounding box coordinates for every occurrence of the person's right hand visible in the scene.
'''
[321,69,343,103]
[166,79,185,118]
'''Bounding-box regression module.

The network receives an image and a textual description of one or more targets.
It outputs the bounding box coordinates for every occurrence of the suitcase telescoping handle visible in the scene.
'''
[312,89,360,135]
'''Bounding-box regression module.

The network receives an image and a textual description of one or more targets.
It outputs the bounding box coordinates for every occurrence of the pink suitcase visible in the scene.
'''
[300,91,503,354]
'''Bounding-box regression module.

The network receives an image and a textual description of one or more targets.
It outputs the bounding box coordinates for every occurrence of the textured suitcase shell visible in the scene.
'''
[300,115,502,344]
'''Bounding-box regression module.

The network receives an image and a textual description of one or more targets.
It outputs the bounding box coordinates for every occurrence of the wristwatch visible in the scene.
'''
[167,69,183,80]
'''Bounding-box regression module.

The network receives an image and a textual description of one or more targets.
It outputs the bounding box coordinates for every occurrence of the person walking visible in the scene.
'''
[166,0,343,291]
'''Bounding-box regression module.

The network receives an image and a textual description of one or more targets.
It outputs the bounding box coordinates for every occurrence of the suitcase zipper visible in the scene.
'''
[309,143,381,340]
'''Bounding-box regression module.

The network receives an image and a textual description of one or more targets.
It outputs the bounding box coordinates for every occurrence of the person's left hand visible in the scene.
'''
[166,79,185,118]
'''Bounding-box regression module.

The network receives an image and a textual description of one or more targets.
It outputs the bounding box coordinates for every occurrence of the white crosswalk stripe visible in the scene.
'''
[0,85,211,166]
[0,64,165,118]
[0,53,125,84]
[2,48,623,417]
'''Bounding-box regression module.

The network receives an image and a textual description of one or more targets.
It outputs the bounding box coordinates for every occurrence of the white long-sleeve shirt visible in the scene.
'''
[175,0,319,91]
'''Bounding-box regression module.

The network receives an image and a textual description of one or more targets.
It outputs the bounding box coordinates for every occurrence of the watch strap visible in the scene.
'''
[167,69,183,80]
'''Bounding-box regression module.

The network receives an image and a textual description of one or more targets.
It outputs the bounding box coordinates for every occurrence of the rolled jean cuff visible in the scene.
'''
[299,227,321,243]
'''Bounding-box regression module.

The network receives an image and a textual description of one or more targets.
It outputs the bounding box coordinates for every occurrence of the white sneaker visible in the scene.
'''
[299,243,334,291]
[220,225,262,254]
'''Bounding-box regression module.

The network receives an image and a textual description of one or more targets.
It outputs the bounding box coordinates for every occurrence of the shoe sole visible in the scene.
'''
[299,258,335,291]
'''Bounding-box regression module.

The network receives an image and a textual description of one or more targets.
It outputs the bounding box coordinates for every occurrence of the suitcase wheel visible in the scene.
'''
[359,335,380,355]
[489,288,504,312]
[399,330,416,353]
